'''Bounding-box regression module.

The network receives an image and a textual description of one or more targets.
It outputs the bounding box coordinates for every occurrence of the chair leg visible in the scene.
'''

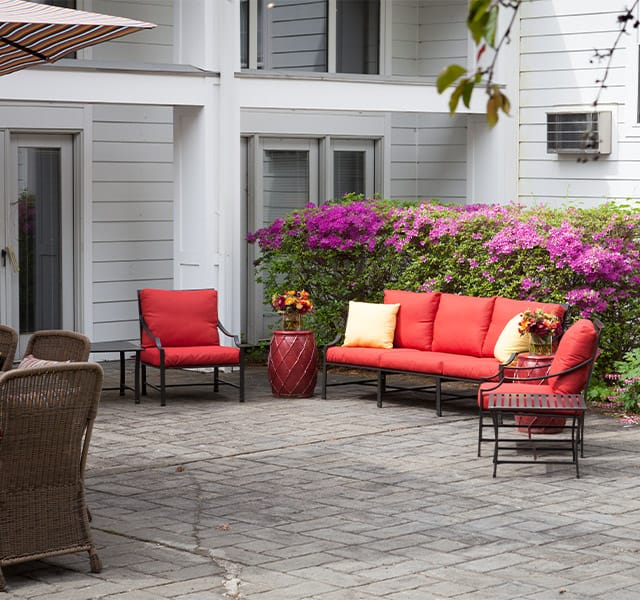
[0,567,6,592]
[141,364,148,396]
[89,548,102,573]
[377,371,383,408]
[160,365,166,407]
[239,352,245,403]
[214,367,219,392]
[478,411,484,457]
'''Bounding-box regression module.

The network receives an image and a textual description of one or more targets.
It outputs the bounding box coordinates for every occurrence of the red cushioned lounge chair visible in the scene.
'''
[477,318,603,457]
[138,288,245,406]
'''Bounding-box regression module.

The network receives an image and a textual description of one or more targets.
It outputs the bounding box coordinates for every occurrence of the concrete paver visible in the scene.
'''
[3,362,640,598]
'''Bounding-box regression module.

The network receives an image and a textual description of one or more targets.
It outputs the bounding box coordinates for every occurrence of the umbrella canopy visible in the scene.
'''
[0,0,155,76]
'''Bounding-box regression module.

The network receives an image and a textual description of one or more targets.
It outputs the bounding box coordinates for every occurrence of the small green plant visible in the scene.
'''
[602,348,640,413]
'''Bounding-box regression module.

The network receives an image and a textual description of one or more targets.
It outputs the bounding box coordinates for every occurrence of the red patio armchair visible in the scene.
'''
[137,288,245,406]
[477,318,603,457]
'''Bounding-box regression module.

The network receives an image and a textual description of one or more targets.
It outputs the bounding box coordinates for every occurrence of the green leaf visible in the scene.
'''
[436,64,467,94]
[467,0,492,44]
[449,80,466,114]
[462,80,475,108]
[484,5,499,47]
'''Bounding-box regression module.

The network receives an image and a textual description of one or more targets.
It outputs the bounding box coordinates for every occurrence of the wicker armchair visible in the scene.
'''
[24,329,91,362]
[0,325,18,371]
[0,362,104,591]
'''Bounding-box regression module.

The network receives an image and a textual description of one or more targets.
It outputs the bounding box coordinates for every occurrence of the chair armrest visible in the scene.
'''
[322,333,343,354]
[139,315,163,350]
[217,320,241,347]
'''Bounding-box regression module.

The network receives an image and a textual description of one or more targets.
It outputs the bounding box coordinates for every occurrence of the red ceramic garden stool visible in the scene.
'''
[268,330,318,398]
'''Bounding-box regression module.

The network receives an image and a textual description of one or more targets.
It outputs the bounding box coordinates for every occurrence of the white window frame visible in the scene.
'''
[243,0,384,74]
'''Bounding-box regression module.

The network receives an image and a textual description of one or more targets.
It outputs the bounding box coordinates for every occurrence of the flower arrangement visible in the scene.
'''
[271,290,313,330]
[518,308,562,355]
[517,309,562,338]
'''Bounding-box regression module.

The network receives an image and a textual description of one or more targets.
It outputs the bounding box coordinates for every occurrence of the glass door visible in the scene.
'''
[4,134,74,355]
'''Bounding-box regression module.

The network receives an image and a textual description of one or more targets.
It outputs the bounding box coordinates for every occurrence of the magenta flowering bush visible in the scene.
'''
[248,197,640,382]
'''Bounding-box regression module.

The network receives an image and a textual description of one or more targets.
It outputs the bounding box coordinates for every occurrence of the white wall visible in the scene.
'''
[391,0,467,78]
[518,1,639,206]
[390,112,467,202]
[91,104,174,342]
[88,0,174,64]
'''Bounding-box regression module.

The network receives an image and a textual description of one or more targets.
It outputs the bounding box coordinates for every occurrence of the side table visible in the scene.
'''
[268,330,318,398]
[90,340,141,403]
[487,392,586,478]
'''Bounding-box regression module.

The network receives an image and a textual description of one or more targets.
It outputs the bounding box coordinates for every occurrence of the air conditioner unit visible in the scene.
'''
[546,111,612,155]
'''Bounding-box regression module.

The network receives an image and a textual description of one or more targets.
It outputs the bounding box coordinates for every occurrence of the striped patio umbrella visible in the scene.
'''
[0,0,155,76]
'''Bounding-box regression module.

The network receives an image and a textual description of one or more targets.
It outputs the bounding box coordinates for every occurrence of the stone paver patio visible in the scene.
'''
[3,361,640,599]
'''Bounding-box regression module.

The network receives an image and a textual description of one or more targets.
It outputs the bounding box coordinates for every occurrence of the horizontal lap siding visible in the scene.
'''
[90,0,173,64]
[390,113,467,203]
[519,1,636,206]
[92,104,174,342]
[392,0,467,77]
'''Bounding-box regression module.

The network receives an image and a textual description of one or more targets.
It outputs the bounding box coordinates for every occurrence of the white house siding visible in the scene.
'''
[91,104,174,342]
[89,0,174,64]
[390,112,467,203]
[518,1,640,206]
[391,0,467,78]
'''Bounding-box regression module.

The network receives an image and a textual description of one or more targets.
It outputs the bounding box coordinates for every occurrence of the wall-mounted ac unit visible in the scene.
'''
[546,111,612,155]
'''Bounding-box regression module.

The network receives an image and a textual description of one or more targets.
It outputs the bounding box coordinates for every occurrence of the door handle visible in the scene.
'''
[3,246,19,272]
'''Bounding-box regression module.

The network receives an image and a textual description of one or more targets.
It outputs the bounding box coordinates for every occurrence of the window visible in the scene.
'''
[243,136,377,341]
[241,0,380,74]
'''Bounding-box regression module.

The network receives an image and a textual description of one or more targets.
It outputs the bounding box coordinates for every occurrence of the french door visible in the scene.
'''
[2,134,75,355]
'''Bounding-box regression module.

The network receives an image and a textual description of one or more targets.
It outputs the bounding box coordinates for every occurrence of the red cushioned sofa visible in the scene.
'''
[321,290,568,416]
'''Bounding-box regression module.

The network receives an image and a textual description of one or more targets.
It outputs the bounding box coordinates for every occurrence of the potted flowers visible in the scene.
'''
[518,308,562,355]
[271,289,314,331]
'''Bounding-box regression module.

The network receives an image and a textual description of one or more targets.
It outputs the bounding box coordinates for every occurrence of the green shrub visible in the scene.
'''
[248,197,640,392]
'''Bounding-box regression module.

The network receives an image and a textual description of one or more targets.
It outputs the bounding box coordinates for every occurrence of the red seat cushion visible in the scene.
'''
[326,346,387,368]
[140,345,239,368]
[378,349,444,374]
[548,319,598,394]
[139,289,220,348]
[482,297,567,357]
[384,290,441,351]
[432,294,496,357]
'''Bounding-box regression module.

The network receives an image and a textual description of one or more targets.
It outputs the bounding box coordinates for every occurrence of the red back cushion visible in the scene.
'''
[548,319,598,394]
[482,297,567,357]
[139,288,220,348]
[431,294,496,357]
[384,290,441,351]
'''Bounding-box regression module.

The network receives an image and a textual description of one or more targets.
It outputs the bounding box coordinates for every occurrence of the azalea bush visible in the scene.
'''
[248,196,640,392]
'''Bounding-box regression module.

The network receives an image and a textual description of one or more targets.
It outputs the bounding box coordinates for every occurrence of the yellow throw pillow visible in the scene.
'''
[494,313,530,364]
[343,301,401,349]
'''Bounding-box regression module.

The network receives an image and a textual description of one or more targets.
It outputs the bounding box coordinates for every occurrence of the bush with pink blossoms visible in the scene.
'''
[248,197,640,387]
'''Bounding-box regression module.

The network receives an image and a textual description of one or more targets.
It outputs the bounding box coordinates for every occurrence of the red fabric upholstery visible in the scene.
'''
[140,345,240,368]
[384,290,441,351]
[139,289,220,348]
[481,297,567,357]
[378,349,444,374]
[326,346,387,368]
[477,382,579,414]
[438,354,502,380]
[431,294,496,357]
[548,319,598,394]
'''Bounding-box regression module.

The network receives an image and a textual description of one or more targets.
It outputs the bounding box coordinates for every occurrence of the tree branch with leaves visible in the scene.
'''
[438,0,640,127]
